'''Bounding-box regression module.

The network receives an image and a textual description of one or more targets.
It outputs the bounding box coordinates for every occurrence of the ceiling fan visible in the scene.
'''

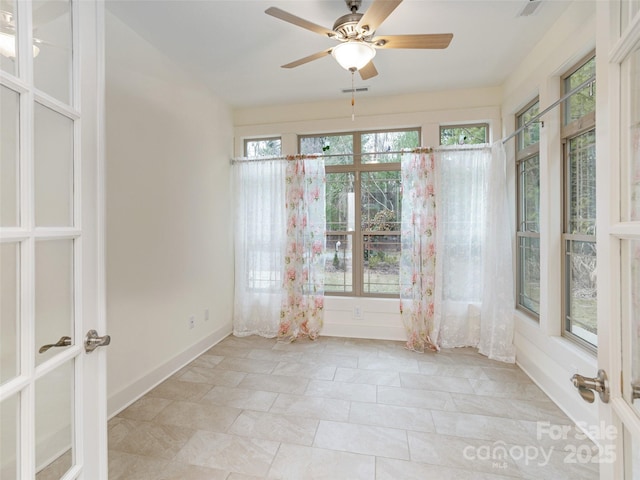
[265,0,453,80]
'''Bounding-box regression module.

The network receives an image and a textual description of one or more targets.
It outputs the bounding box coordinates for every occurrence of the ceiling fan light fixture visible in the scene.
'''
[331,41,376,71]
[0,31,40,59]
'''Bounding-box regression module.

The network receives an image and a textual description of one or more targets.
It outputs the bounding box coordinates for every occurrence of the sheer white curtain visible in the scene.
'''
[401,143,515,363]
[436,143,515,362]
[232,159,286,337]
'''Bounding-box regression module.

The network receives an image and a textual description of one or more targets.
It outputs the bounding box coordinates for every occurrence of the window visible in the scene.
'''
[299,129,420,297]
[516,99,541,317]
[562,54,597,349]
[244,137,281,157]
[440,123,488,145]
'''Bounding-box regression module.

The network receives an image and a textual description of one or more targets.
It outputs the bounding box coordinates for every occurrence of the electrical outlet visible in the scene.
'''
[188,315,195,329]
[354,306,362,318]
[204,308,209,322]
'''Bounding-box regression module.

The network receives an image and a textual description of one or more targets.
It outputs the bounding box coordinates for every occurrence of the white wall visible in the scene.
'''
[234,87,502,340]
[105,12,234,416]
[500,1,598,429]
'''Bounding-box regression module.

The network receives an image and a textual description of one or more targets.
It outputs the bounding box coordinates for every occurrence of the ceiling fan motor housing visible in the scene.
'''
[333,13,365,39]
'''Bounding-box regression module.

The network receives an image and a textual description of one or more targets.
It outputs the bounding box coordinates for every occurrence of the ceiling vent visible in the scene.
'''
[342,87,369,94]
[518,0,542,17]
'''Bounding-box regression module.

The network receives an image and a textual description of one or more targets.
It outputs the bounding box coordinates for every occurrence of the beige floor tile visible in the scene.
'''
[431,410,536,445]
[36,450,71,480]
[177,365,246,386]
[108,418,194,459]
[334,367,401,386]
[116,396,172,422]
[399,372,475,394]
[199,385,278,411]
[238,372,309,394]
[269,392,351,421]
[349,402,435,433]
[205,344,250,358]
[159,462,229,480]
[174,430,279,476]
[376,457,517,480]
[297,352,359,368]
[305,379,377,402]
[313,420,410,460]
[215,356,279,374]
[146,378,212,402]
[406,431,521,476]
[246,347,303,363]
[469,379,549,401]
[356,355,421,373]
[417,362,490,379]
[108,451,170,480]
[189,353,224,369]
[107,336,597,480]
[376,385,455,410]
[228,410,319,445]
[271,361,337,380]
[154,400,241,432]
[267,443,375,479]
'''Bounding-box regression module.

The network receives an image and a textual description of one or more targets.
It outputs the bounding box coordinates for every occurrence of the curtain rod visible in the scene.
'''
[501,75,595,145]
[231,144,491,164]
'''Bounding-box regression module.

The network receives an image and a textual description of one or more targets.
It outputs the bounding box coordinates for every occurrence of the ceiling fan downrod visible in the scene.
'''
[346,0,362,13]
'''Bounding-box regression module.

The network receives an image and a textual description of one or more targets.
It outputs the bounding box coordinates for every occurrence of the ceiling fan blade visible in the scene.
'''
[373,33,453,49]
[359,61,378,80]
[281,48,333,69]
[356,0,402,34]
[265,7,335,38]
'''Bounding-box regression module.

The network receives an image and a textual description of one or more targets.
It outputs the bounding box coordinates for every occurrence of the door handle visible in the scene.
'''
[85,330,111,353]
[571,369,609,404]
[632,382,640,401]
[39,336,72,354]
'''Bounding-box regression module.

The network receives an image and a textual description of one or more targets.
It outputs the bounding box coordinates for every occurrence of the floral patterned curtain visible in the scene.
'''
[279,156,326,341]
[399,150,439,353]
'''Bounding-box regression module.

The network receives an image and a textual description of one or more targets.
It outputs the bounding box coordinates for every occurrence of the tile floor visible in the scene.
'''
[107,335,599,479]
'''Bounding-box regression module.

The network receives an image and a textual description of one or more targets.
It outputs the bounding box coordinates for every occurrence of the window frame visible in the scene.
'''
[560,52,597,352]
[299,127,420,298]
[515,98,541,319]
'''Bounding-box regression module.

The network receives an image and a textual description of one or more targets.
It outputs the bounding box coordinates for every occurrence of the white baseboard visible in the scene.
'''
[107,322,232,418]
[321,322,406,341]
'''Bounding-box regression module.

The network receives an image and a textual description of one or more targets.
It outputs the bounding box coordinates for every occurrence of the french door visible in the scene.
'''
[0,1,107,479]
[593,1,640,478]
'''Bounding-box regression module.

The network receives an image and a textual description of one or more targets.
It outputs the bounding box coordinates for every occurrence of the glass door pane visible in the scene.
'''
[1,85,20,227]
[35,360,74,478]
[0,393,20,480]
[35,239,73,366]
[0,0,17,75]
[0,242,19,384]
[34,102,74,227]
[33,0,72,104]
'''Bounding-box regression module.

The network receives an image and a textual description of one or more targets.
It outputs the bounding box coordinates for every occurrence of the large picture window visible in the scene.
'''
[516,99,541,317]
[299,129,420,297]
[562,54,597,349]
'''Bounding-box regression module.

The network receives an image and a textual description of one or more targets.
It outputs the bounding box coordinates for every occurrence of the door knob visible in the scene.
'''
[39,336,71,354]
[571,369,609,404]
[85,330,111,353]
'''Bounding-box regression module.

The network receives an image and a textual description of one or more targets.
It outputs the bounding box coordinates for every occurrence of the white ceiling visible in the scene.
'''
[105,0,572,109]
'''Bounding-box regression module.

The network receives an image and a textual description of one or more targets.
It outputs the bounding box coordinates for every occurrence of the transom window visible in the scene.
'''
[244,137,282,157]
[299,129,420,297]
[561,54,597,350]
[440,123,488,145]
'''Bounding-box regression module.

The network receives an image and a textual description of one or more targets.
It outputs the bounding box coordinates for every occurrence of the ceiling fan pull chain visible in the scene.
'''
[351,70,355,121]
